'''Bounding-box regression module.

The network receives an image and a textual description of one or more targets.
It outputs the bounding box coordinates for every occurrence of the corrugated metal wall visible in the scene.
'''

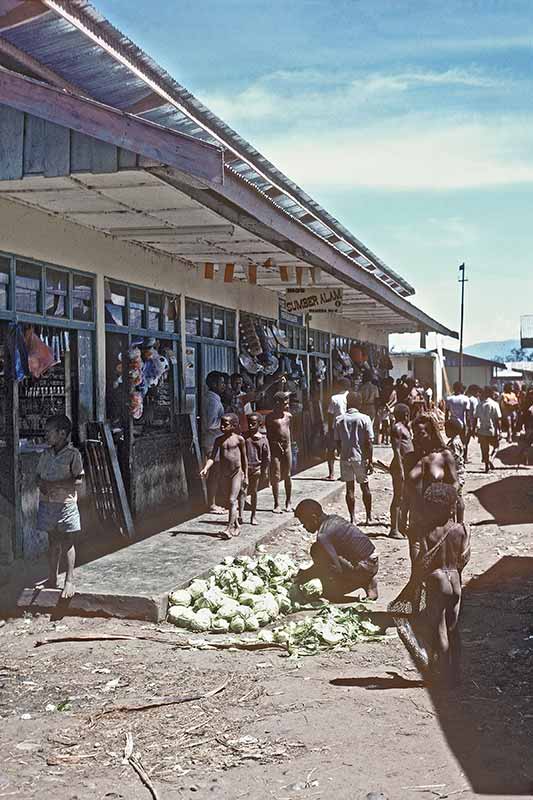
[201,343,236,383]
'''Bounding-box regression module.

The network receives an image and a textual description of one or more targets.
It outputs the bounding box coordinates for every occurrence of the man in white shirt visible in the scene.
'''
[465,384,480,462]
[201,371,225,513]
[446,382,470,435]
[334,391,374,525]
[326,378,350,480]
[475,385,502,473]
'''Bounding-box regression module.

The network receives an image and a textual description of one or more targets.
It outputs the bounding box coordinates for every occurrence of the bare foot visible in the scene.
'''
[250,517,259,526]
[238,517,244,525]
[209,505,226,515]
[233,526,241,537]
[325,475,335,481]
[61,581,75,599]
[273,506,283,514]
[284,505,293,513]
[220,529,233,540]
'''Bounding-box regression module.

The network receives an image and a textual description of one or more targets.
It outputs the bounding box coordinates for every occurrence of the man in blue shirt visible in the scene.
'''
[334,391,374,525]
[294,499,379,601]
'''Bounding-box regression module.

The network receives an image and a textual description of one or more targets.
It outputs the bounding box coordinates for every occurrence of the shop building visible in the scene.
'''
[0,0,455,575]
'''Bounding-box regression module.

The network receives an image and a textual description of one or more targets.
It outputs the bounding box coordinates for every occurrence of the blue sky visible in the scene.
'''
[98,0,533,348]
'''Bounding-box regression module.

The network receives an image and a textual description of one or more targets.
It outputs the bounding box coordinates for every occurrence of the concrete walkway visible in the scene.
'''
[18,461,345,621]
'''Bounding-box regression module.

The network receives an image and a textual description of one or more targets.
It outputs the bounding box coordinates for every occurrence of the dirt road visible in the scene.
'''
[1,443,532,800]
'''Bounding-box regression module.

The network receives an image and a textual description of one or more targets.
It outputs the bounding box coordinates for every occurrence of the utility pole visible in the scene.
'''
[458,263,467,384]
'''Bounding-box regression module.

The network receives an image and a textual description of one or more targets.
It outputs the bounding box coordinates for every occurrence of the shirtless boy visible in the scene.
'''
[240,413,270,525]
[200,413,248,539]
[389,403,413,539]
[266,391,292,513]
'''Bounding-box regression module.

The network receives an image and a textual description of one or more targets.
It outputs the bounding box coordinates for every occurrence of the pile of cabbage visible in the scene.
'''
[264,605,383,656]
[167,553,324,634]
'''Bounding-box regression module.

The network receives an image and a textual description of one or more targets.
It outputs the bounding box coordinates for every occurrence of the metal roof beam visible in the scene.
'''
[0,1,48,31]
[0,35,81,93]
[152,165,457,338]
[0,66,224,185]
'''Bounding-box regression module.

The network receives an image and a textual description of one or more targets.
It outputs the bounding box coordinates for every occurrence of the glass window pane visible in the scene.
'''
[129,287,146,329]
[225,310,235,341]
[148,292,162,330]
[201,306,213,338]
[45,268,68,318]
[16,260,41,313]
[0,256,10,311]
[105,280,127,326]
[73,274,94,321]
[163,295,179,333]
[185,300,200,336]
[213,307,224,339]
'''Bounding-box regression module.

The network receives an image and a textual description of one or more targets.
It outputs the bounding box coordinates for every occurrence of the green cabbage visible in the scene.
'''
[245,615,260,632]
[237,605,254,620]
[211,618,230,633]
[301,578,323,598]
[255,610,271,627]
[167,605,196,628]
[240,574,264,594]
[168,589,192,607]
[194,586,226,611]
[257,629,274,643]
[190,608,213,632]
[189,579,209,600]
[238,592,256,607]
[229,616,245,633]
[217,599,240,620]
[277,594,292,614]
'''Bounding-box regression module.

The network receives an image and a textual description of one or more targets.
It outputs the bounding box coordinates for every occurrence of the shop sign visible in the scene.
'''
[278,297,303,325]
[285,287,343,314]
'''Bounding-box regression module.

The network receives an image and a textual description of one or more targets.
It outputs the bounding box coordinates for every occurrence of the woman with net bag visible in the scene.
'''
[388,414,471,686]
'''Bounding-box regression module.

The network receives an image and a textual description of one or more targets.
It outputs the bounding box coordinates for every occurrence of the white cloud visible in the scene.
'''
[200,67,505,124]
[256,116,533,190]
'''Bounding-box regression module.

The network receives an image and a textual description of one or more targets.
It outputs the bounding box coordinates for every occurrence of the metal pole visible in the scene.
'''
[458,263,466,384]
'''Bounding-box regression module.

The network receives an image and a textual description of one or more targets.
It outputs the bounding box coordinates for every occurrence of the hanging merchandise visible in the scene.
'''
[294,355,308,391]
[7,322,29,381]
[239,351,263,375]
[271,325,289,349]
[239,315,262,356]
[25,327,60,379]
[313,357,327,384]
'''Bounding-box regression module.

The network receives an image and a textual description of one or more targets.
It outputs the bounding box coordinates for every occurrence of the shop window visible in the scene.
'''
[213,307,225,339]
[225,310,236,341]
[148,292,162,331]
[163,295,180,333]
[185,300,200,336]
[129,287,146,329]
[105,281,127,326]
[16,260,41,313]
[72,274,94,322]
[45,268,68,318]
[201,305,213,338]
[0,256,9,311]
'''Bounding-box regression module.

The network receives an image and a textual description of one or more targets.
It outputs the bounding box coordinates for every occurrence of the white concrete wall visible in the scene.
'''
[390,355,412,381]
[446,365,493,390]
[308,311,388,346]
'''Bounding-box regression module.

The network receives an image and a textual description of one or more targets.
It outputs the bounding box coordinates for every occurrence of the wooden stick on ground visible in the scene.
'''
[123,733,160,800]
[92,680,228,721]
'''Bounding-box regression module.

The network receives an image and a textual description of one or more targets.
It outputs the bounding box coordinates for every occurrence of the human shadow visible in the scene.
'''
[472,475,533,526]
[330,672,425,690]
[426,556,533,795]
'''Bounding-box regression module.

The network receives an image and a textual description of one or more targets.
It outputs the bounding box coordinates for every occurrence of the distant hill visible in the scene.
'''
[465,339,533,362]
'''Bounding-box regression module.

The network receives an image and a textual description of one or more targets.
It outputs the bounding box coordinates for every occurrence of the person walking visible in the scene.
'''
[201,371,226,514]
[334,391,374,525]
[475,385,502,473]
[325,378,350,480]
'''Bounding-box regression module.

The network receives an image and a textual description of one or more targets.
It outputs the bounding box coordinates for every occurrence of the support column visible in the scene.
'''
[95,272,106,421]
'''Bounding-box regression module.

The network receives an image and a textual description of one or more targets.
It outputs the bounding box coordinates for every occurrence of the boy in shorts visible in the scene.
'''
[37,414,84,599]
[240,413,270,525]
[334,391,374,525]
[445,417,466,523]
[200,413,248,539]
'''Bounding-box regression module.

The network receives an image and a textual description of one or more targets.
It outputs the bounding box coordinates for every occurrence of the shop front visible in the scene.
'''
[0,251,96,565]
[104,278,186,517]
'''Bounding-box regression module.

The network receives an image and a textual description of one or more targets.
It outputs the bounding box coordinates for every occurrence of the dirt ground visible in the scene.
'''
[1,442,533,800]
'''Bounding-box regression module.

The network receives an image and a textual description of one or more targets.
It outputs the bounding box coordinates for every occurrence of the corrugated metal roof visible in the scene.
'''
[1,0,415,298]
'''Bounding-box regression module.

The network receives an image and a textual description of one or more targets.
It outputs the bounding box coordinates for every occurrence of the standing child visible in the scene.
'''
[36,414,84,599]
[445,417,466,523]
[240,413,270,525]
[389,403,414,539]
[200,413,247,539]
[266,391,293,514]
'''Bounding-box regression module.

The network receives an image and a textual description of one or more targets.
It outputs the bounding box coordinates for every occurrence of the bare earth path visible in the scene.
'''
[1,443,532,800]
